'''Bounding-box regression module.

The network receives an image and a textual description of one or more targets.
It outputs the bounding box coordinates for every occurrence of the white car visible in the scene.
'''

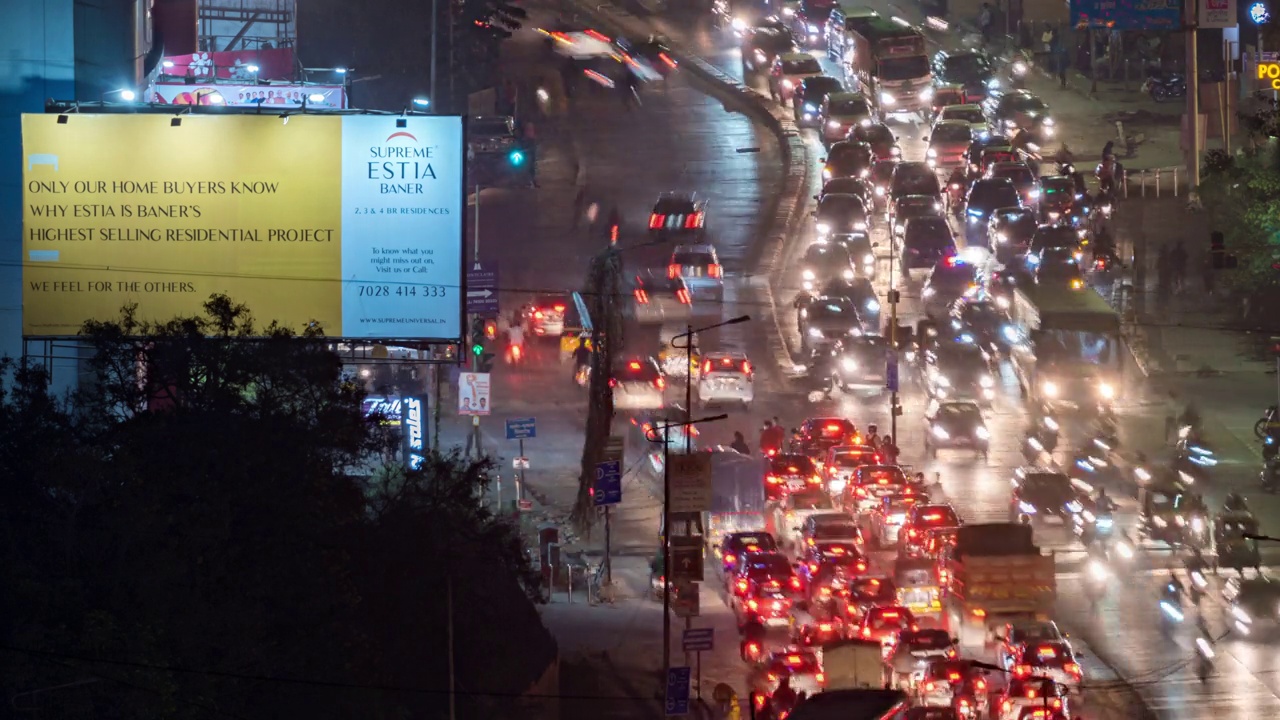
[697,351,754,408]
[769,53,823,103]
[995,676,1071,720]
[611,358,667,411]
[749,648,825,698]
[669,243,725,303]
[631,271,693,325]
[1010,642,1082,694]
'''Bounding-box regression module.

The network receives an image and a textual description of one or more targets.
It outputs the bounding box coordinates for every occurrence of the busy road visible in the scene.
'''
[480,1,1280,717]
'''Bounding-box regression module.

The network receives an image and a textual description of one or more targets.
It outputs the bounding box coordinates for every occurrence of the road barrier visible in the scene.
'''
[1124,166,1183,199]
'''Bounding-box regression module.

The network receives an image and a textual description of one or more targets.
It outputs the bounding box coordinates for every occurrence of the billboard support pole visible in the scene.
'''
[1187,0,1202,191]
[430,0,438,112]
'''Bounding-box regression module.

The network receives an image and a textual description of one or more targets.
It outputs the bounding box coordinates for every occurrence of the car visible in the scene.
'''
[849,121,901,160]
[822,140,875,182]
[866,494,922,549]
[789,599,852,646]
[869,159,900,209]
[831,335,890,399]
[917,658,990,712]
[799,514,862,550]
[729,550,798,598]
[1222,576,1280,637]
[1026,224,1083,260]
[791,0,833,47]
[793,417,860,459]
[822,442,882,494]
[770,52,824,103]
[617,34,679,78]
[812,193,871,241]
[778,485,838,547]
[817,176,875,211]
[884,628,959,688]
[523,293,570,338]
[767,453,823,497]
[1010,641,1082,693]
[948,294,1015,354]
[742,25,798,75]
[986,161,1040,208]
[668,242,724,302]
[889,161,942,204]
[799,242,858,293]
[737,578,798,626]
[825,232,877,279]
[995,619,1069,670]
[1037,175,1083,223]
[994,676,1070,720]
[934,103,990,135]
[983,89,1055,140]
[923,399,990,458]
[899,504,961,556]
[986,207,1037,262]
[889,194,945,239]
[901,217,957,272]
[1031,248,1086,289]
[963,177,1021,238]
[631,270,693,324]
[819,276,881,333]
[924,120,972,169]
[962,134,1014,174]
[932,49,999,101]
[820,92,876,144]
[845,464,911,513]
[794,75,847,126]
[747,648,825,697]
[922,341,996,403]
[718,531,778,573]
[696,350,754,408]
[715,1,781,35]
[921,256,978,320]
[855,605,916,644]
[611,357,666,410]
[798,295,864,353]
[1010,467,1082,524]
[648,191,707,238]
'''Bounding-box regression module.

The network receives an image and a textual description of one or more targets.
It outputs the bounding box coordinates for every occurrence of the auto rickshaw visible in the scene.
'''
[1214,511,1262,575]
[930,84,967,119]
[894,555,942,615]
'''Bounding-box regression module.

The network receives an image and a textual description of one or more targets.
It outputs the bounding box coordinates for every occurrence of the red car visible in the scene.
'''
[856,605,916,644]
[900,504,961,556]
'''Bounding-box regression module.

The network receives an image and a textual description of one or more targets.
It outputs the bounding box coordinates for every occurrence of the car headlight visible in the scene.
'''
[803,269,816,280]
[843,269,855,280]
[1042,380,1058,398]
[864,253,875,265]
[854,221,868,231]
[1042,125,1055,137]
[979,375,994,388]
[1099,382,1115,399]
[922,287,935,298]
[803,112,813,120]
[891,147,902,156]
[919,86,934,100]
[807,23,819,32]
[975,426,990,440]
[828,120,842,129]
[874,186,885,196]
[808,327,824,338]
[926,148,937,158]
[995,232,1007,244]
[829,479,846,493]
[1042,117,1055,126]
[804,103,816,112]
[1029,189,1041,198]
[841,357,858,372]
[782,79,794,89]
[816,222,831,234]
[732,17,747,30]
[987,78,1001,89]
[932,425,950,440]
[783,6,795,16]
[1012,61,1028,75]
[866,299,880,312]
[880,92,896,106]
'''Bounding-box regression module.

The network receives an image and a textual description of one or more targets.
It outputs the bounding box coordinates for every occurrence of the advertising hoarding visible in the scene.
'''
[1070,0,1181,29]
[21,113,464,340]
[1200,0,1238,28]
[147,83,347,108]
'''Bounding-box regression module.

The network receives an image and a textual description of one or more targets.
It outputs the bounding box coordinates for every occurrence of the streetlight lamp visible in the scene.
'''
[413,97,431,110]
[644,412,729,681]
[101,88,135,103]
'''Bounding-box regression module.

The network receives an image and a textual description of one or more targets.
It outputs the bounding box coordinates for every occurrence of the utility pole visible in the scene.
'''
[470,184,482,457]
[1187,0,1202,190]
[430,0,438,111]
[888,240,900,441]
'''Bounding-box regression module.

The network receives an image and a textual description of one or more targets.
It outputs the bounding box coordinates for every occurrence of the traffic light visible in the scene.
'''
[484,318,498,339]
[471,320,485,357]
[507,148,526,166]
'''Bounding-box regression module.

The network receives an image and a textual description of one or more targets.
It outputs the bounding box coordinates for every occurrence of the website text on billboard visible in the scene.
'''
[1070,0,1181,29]
[21,114,465,340]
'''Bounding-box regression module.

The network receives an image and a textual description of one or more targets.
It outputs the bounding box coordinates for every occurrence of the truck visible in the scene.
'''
[789,689,911,720]
[818,639,886,690]
[704,450,769,551]
[1007,284,1124,409]
[941,523,1056,648]
[843,17,933,117]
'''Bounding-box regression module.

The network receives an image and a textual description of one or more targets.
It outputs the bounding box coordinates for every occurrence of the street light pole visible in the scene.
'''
[889,239,900,441]
[1186,0,1202,190]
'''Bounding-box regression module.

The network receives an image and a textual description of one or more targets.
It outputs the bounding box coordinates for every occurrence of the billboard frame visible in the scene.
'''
[28,101,468,348]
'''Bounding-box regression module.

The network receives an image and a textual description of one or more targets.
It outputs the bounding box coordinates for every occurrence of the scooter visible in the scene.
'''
[506,340,526,365]
[1142,72,1186,102]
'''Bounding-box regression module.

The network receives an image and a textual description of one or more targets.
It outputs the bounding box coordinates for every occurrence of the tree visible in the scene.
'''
[1197,143,1280,318]
[0,295,553,719]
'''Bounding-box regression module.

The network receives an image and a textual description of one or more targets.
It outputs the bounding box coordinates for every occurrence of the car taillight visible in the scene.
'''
[677,288,692,304]
[747,599,759,611]
[724,553,735,564]
[1014,665,1030,677]
[634,288,650,304]
[807,475,821,485]
[737,579,747,592]
[659,52,678,68]
[1002,700,1013,714]
[534,310,544,319]
[856,560,867,572]
[862,627,871,637]
[908,528,918,538]
[975,678,986,691]
[742,360,752,374]
[553,303,565,312]
[766,475,781,484]
[650,213,665,229]
[608,378,617,388]
[702,359,712,374]
[684,212,704,229]
[511,345,522,359]
[655,377,666,389]
[767,672,778,683]
[818,622,833,632]
[923,680,936,693]
[708,262,722,277]
[958,698,971,709]
[766,448,778,457]
[1066,662,1081,677]
[1052,698,1063,709]
[790,577,802,590]
[667,263,680,278]
[747,641,759,654]
[815,672,825,684]
[946,648,957,658]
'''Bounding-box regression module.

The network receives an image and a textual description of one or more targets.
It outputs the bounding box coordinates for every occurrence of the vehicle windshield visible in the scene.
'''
[804,77,845,98]
[933,124,972,143]
[902,630,952,648]
[1031,226,1081,250]
[755,30,795,52]
[822,178,869,197]
[830,449,877,467]
[813,523,860,540]
[970,182,1020,209]
[1024,643,1072,667]
[782,57,823,74]
[1007,677,1059,696]
[637,274,685,293]
[1007,94,1048,112]
[872,161,899,184]
[768,653,822,675]
[868,608,913,629]
[898,196,942,215]
[929,263,976,287]
[1041,178,1075,195]
[849,577,896,601]
[962,302,1003,325]
[672,251,715,268]
[892,165,938,194]
[939,347,988,375]
[830,96,870,115]
[791,488,834,509]
[1023,473,1074,499]
[904,218,953,247]
[995,212,1036,234]
[937,403,981,422]
[655,197,696,213]
[830,143,871,164]
[772,455,817,475]
[914,506,959,526]
[994,166,1035,185]
[804,244,852,265]
[879,55,929,81]
[818,195,866,220]
[616,359,660,381]
[858,124,894,144]
[728,534,777,552]
[942,106,986,124]
[858,466,907,485]
[747,554,794,577]
[810,300,858,323]
[942,54,992,79]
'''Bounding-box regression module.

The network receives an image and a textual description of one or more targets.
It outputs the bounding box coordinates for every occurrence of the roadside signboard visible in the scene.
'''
[512,457,530,470]
[682,628,714,652]
[457,372,491,416]
[671,581,700,618]
[670,536,704,582]
[665,666,692,716]
[467,263,500,315]
[506,417,536,439]
[593,460,622,506]
[1070,0,1180,29]
[604,434,625,463]
[668,453,712,513]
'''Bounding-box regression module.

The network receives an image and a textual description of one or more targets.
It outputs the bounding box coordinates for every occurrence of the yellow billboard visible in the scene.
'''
[21,113,465,338]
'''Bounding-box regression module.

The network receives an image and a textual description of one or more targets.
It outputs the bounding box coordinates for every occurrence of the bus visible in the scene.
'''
[1007,284,1123,408]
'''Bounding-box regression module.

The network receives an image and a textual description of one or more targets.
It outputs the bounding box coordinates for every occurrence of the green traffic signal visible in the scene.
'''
[508,149,525,166]
[472,343,484,356]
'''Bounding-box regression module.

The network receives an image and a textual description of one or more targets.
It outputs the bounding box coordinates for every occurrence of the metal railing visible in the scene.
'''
[1123,166,1183,199]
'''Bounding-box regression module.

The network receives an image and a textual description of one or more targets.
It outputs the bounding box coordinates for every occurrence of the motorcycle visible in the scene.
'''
[1159,582,1186,633]
[1174,428,1218,482]
[506,340,526,365]
[1142,72,1186,102]
[1007,50,1031,89]
[1255,405,1279,439]
[1073,506,1115,547]
[946,181,966,216]
[1083,556,1109,605]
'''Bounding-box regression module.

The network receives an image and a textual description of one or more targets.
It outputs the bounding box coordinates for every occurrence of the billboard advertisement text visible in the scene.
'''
[1070,0,1181,29]
[21,114,464,340]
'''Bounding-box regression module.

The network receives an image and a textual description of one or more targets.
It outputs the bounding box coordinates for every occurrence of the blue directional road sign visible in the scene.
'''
[506,417,537,440]
[665,666,691,716]
[886,349,900,393]
[466,263,499,315]
[682,628,714,652]
[594,460,622,506]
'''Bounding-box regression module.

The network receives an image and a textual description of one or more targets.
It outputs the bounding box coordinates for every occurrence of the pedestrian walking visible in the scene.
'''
[1170,239,1188,292]
[1055,41,1069,88]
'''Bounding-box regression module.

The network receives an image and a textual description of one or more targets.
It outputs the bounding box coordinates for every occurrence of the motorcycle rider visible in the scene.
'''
[946,167,968,213]
[506,320,526,363]
[740,613,767,661]
[1223,491,1250,515]
[866,424,881,448]
[731,431,751,455]
[879,434,900,465]
[771,675,799,715]
[1094,486,1117,515]
[572,335,592,381]
[760,420,785,457]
